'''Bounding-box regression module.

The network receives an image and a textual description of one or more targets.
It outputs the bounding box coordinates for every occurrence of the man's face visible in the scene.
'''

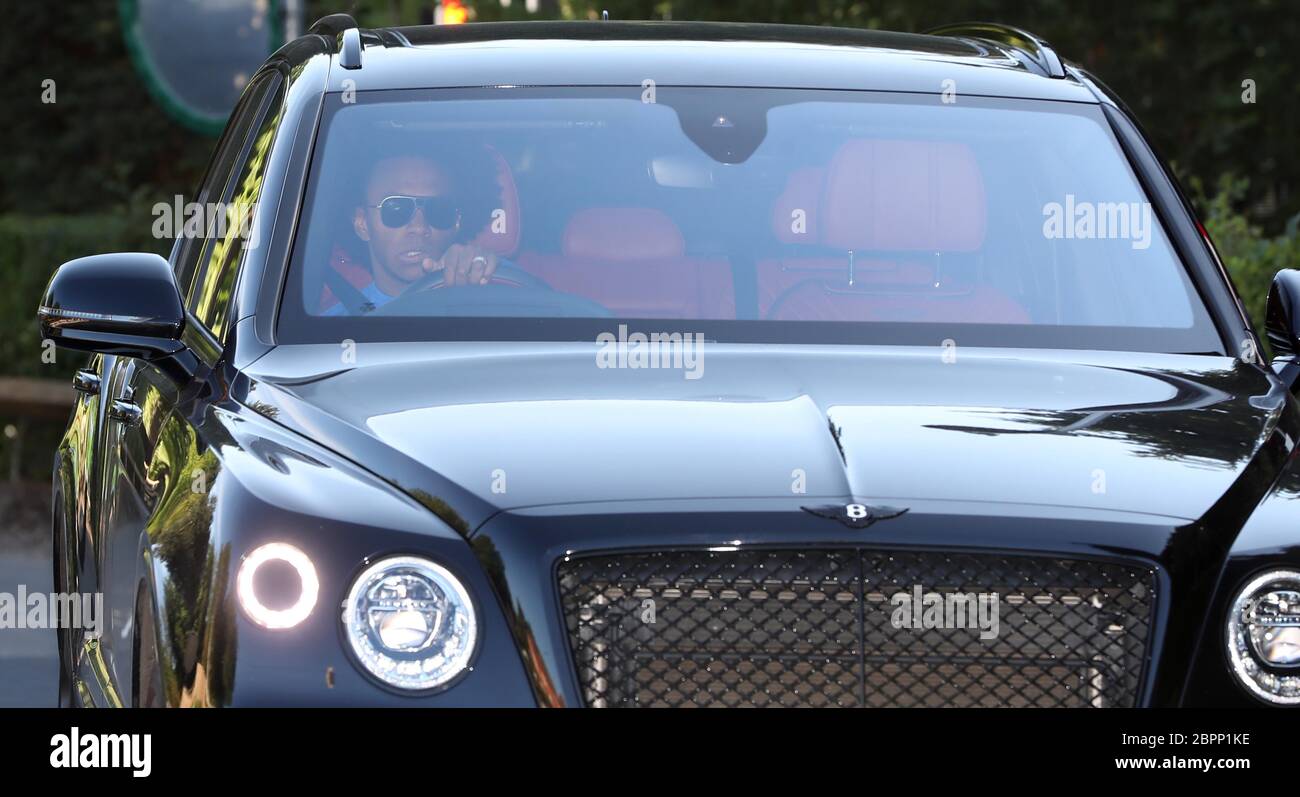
[353,156,459,294]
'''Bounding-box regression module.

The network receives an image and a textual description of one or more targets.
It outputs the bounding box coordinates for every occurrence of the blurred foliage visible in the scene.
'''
[1193,175,1300,341]
[0,212,167,381]
[0,1,211,217]
[0,211,166,482]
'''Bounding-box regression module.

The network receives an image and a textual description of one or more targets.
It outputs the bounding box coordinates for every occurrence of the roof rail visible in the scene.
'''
[924,22,1065,79]
[307,13,365,69]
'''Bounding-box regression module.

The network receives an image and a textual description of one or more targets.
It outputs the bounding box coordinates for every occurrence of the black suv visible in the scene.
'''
[38,17,1300,707]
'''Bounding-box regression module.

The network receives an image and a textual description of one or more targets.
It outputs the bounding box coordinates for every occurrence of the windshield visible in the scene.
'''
[276,86,1221,353]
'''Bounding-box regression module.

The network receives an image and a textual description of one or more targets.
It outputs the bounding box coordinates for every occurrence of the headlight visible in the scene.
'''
[1226,569,1300,704]
[343,555,478,691]
[237,543,319,629]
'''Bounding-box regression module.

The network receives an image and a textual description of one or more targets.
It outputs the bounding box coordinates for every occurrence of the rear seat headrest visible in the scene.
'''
[470,145,521,256]
[562,208,685,260]
[820,139,987,253]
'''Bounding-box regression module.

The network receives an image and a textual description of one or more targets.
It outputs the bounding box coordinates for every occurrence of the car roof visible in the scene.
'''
[317,21,1098,102]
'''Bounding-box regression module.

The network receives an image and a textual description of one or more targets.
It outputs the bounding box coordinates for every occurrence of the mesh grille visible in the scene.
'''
[557,549,1155,708]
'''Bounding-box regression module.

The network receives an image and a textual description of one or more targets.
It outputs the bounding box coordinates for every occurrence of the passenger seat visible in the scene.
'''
[762,139,1030,324]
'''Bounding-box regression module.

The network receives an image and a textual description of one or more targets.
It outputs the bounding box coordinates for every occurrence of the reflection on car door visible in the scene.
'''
[95,356,182,695]
[87,69,284,702]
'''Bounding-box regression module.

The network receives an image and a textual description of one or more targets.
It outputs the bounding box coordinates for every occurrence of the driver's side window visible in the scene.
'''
[172,71,282,335]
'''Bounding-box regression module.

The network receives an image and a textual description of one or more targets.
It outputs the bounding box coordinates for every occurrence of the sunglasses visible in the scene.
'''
[368,195,461,230]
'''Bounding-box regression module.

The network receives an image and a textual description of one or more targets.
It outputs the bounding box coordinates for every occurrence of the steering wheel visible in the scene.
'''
[402,260,552,294]
[369,259,612,318]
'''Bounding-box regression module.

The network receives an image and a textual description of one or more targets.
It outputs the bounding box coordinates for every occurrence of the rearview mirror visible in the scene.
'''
[37,252,193,373]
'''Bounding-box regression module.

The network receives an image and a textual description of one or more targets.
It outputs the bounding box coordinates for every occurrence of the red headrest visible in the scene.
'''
[771,167,825,244]
[470,146,521,256]
[562,208,685,260]
[821,139,986,252]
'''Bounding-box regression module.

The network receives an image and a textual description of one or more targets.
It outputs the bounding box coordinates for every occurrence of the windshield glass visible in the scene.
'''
[276,86,1220,353]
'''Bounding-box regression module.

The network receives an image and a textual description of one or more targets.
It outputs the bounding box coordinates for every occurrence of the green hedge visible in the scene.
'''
[0,213,165,382]
[0,213,164,481]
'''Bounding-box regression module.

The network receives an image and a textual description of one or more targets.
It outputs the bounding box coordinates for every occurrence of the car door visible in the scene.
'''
[91,71,284,701]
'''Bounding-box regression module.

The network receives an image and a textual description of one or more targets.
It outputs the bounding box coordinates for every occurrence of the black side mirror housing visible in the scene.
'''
[1266,269,1300,387]
[37,253,202,383]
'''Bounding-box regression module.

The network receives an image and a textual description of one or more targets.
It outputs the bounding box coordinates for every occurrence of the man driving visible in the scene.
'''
[322,145,502,315]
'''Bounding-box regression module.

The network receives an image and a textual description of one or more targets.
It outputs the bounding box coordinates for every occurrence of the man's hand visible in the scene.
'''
[423,244,498,286]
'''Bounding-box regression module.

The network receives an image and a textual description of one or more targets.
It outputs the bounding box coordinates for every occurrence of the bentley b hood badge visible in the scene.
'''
[800,502,910,529]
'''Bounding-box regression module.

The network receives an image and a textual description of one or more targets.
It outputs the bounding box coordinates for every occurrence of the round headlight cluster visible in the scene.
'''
[343,556,477,691]
[1226,569,1300,704]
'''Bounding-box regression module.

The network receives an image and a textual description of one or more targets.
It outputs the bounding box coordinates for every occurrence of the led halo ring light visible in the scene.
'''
[236,542,320,630]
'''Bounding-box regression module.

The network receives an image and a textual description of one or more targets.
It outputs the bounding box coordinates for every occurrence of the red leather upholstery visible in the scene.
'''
[561,208,685,260]
[758,167,839,316]
[471,146,522,257]
[518,207,734,318]
[821,139,986,252]
[770,167,825,244]
[762,139,1030,324]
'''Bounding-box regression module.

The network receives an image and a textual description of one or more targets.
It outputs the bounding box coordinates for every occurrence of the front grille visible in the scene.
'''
[557,549,1156,707]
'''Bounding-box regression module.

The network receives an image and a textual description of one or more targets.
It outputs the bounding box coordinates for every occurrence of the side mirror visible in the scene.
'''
[1266,269,1300,386]
[37,253,200,382]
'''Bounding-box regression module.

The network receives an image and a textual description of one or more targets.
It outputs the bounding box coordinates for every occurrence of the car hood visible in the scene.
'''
[239,343,1290,526]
